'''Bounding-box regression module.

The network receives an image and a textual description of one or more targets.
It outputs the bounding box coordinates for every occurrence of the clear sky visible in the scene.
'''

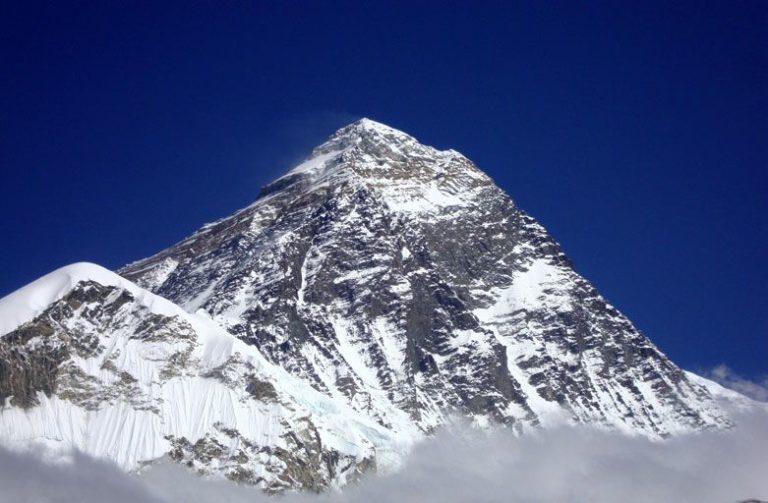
[1,2,765,379]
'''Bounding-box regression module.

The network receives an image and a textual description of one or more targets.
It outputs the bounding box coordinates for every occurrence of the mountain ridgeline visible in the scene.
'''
[0,119,740,492]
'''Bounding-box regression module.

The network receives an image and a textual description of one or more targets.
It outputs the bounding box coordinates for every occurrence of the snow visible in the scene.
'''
[379,180,472,214]
[474,259,573,321]
[5,118,747,490]
[371,317,406,377]
[329,317,383,390]
[0,262,230,354]
[108,117,740,445]
[333,265,388,284]
[685,371,765,412]
[285,149,344,178]
[354,117,412,138]
[0,263,149,337]
[0,262,418,480]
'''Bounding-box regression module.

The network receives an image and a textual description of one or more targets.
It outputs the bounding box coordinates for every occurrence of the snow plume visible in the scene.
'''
[706,364,768,402]
[2,411,767,503]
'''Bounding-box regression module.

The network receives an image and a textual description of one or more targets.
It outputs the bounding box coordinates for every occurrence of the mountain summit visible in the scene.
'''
[120,119,730,434]
[0,119,743,492]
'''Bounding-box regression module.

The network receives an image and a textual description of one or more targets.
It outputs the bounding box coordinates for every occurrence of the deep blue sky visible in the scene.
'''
[1,2,765,379]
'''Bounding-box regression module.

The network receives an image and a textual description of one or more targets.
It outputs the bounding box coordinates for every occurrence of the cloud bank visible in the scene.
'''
[3,407,767,503]
[0,446,163,503]
[706,364,768,402]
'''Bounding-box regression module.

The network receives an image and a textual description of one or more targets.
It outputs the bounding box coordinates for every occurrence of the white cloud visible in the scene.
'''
[2,409,767,503]
[705,364,768,402]
[0,445,162,503]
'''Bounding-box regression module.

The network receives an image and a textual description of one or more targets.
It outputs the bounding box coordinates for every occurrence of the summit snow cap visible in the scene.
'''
[276,117,491,215]
[288,117,426,177]
[317,118,419,152]
[338,117,415,140]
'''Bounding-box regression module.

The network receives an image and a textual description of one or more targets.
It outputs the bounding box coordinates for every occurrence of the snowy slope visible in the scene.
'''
[0,263,414,492]
[120,119,733,438]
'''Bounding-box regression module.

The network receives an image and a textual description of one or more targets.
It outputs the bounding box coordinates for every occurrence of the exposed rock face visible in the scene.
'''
[1,281,149,409]
[120,119,729,437]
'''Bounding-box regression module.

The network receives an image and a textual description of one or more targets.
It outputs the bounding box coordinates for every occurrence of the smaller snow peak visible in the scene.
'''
[47,262,116,281]
[0,262,130,336]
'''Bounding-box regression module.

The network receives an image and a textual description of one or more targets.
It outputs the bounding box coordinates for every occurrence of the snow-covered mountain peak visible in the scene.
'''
[339,117,413,139]
[263,119,493,218]
[295,118,464,175]
[312,117,418,155]
[116,120,736,446]
[1,119,755,494]
[0,262,135,337]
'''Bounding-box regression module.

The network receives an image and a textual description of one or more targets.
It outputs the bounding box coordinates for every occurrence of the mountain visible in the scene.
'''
[120,118,730,436]
[0,118,742,491]
[0,264,414,492]
[0,263,410,492]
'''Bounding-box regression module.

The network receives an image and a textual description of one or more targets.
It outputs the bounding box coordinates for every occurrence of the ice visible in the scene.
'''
[0,263,417,482]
